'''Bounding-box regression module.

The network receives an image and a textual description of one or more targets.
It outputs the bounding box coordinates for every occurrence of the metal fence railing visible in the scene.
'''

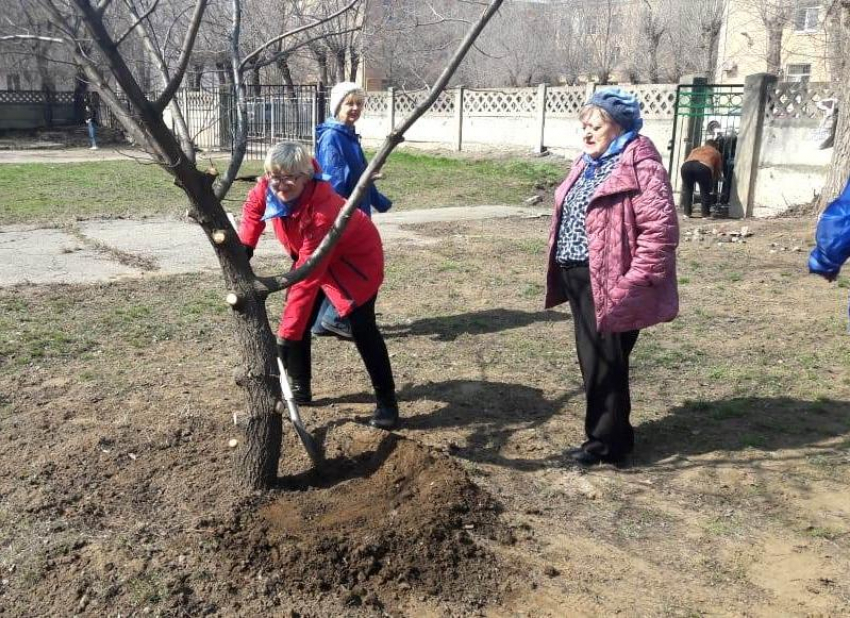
[9,85,325,158]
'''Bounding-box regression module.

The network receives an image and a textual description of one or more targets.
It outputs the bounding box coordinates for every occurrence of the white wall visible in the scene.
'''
[359,112,676,170]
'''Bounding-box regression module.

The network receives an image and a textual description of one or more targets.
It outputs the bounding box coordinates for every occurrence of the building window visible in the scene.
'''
[793,1,819,33]
[786,63,812,83]
[7,74,21,90]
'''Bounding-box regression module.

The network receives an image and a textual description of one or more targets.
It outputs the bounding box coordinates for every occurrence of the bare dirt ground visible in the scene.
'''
[1,214,849,617]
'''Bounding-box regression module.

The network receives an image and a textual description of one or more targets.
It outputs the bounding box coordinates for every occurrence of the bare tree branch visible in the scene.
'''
[114,0,160,47]
[255,0,506,296]
[95,0,116,16]
[238,0,360,73]
[121,0,195,162]
[0,34,64,43]
[252,26,360,70]
[153,0,207,112]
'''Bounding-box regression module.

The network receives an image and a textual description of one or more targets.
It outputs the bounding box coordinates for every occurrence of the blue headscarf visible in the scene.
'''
[261,172,330,221]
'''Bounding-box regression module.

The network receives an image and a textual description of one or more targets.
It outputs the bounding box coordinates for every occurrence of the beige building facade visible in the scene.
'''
[715,0,832,83]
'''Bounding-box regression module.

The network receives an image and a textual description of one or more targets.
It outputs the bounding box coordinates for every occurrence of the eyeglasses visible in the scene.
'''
[267,172,303,187]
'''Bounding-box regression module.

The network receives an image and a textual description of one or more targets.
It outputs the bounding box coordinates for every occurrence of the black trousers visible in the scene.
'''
[283,293,396,406]
[680,160,715,217]
[560,265,639,459]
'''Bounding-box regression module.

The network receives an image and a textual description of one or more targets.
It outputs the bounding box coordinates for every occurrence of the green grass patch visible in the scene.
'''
[373,150,567,211]
[0,161,190,224]
[0,152,567,225]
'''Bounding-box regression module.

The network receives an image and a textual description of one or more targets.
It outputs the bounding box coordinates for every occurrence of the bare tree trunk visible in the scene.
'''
[250,65,261,96]
[31,0,506,490]
[647,35,662,83]
[276,56,295,97]
[819,1,850,208]
[191,64,203,90]
[765,23,783,76]
[334,48,346,82]
[704,24,722,77]
[215,62,231,86]
[348,47,359,83]
[314,48,329,86]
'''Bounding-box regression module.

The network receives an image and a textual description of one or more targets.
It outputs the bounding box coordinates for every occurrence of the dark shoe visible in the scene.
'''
[567,447,602,466]
[369,404,399,429]
[321,317,353,339]
[290,380,313,406]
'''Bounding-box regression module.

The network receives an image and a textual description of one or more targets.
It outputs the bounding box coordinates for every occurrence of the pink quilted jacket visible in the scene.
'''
[545,136,679,332]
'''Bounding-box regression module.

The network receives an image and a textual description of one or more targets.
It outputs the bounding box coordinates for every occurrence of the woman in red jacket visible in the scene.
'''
[238,141,399,429]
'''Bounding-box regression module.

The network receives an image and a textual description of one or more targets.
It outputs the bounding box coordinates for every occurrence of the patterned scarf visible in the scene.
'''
[582,130,638,179]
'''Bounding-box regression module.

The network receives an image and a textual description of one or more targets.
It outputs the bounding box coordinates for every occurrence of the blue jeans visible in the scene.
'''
[311,297,346,334]
[87,121,97,147]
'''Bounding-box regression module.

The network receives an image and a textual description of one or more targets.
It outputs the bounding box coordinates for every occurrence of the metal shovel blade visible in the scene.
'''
[276,358,322,465]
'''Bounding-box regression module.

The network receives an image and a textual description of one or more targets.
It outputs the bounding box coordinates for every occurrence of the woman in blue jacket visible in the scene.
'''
[810,178,850,283]
[313,82,392,338]
[810,177,850,329]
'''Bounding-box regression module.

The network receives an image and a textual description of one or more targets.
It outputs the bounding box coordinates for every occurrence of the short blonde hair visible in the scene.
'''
[579,104,614,125]
[264,141,313,177]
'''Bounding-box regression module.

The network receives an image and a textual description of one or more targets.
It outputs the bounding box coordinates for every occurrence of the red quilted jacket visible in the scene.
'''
[239,176,384,341]
[545,136,679,332]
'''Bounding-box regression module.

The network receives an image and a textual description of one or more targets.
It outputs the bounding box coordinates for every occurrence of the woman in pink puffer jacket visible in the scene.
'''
[545,87,679,466]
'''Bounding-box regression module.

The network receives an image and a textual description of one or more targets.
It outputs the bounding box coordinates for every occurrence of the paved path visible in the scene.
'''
[0,206,541,287]
[0,147,152,164]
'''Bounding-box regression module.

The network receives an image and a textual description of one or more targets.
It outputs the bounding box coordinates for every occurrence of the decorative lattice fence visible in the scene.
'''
[363,83,678,121]
[765,82,837,121]
[464,88,537,116]
[0,90,76,105]
[393,90,455,116]
[624,84,677,119]
[546,86,587,116]
[364,93,388,114]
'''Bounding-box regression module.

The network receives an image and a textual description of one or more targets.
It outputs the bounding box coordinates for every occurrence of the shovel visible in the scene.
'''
[276,357,322,465]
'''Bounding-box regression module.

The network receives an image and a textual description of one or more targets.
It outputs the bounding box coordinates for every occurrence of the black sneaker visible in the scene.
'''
[369,404,399,429]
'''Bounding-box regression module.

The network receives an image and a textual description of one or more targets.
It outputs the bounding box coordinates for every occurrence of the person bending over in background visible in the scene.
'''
[545,87,679,466]
[679,140,722,218]
[238,141,399,429]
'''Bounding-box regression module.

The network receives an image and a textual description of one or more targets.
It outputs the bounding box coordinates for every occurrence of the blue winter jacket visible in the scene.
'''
[315,119,392,217]
[809,178,850,278]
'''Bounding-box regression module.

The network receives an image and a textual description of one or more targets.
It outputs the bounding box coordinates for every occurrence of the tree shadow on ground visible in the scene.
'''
[324,379,581,471]
[382,308,564,342]
[636,397,850,468]
[390,379,582,471]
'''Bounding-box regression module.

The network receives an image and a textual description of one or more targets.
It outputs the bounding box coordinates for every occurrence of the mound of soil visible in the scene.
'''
[221,426,508,614]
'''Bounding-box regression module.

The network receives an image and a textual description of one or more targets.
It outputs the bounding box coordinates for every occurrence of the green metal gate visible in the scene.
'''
[669,83,744,206]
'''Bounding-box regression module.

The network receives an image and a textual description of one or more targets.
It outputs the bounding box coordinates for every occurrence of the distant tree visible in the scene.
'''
[577,0,622,84]
[363,0,467,89]
[739,0,798,76]
[4,0,506,490]
[820,0,850,207]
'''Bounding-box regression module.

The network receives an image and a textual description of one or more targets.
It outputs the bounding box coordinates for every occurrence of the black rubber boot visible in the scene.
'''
[278,339,312,405]
[370,392,399,429]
